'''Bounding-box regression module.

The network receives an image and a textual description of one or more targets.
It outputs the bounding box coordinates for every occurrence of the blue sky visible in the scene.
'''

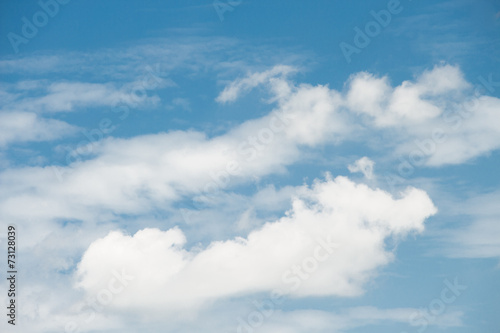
[0,0,499,332]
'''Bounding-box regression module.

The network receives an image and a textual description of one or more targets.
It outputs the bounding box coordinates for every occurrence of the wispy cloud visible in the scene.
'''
[0,111,76,147]
[216,65,297,103]
[442,190,500,260]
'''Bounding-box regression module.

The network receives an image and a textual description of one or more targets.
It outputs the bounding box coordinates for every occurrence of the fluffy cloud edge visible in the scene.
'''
[75,175,436,314]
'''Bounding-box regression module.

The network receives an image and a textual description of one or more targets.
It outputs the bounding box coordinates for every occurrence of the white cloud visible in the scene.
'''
[0,77,161,147]
[0,61,488,333]
[0,63,495,331]
[345,64,469,126]
[251,184,297,212]
[14,81,159,113]
[345,72,391,122]
[416,64,470,94]
[344,64,500,166]
[0,67,351,243]
[216,65,297,103]
[2,64,497,251]
[348,157,375,179]
[75,175,436,314]
[0,111,76,147]
[218,64,500,166]
[0,55,63,74]
[2,64,498,257]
